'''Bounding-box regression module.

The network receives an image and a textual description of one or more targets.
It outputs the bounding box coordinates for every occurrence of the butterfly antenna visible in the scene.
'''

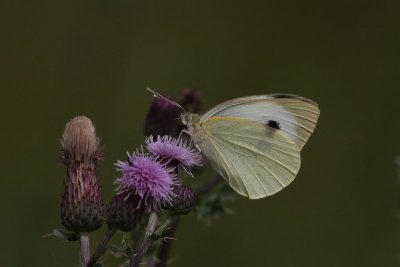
[146,87,185,112]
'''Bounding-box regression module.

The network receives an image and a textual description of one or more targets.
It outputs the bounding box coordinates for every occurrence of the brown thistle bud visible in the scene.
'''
[106,193,144,232]
[60,116,104,233]
[177,89,203,114]
[169,185,196,215]
[144,89,204,138]
[144,96,184,138]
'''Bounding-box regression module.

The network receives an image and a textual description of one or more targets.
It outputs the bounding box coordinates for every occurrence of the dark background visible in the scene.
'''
[1,1,400,266]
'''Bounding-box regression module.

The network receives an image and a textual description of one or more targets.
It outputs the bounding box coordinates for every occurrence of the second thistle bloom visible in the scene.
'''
[115,153,177,212]
[146,135,202,170]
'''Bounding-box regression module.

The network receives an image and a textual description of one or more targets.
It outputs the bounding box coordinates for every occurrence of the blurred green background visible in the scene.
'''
[1,0,400,266]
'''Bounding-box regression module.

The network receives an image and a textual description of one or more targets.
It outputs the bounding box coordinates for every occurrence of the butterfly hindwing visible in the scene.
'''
[197,117,301,199]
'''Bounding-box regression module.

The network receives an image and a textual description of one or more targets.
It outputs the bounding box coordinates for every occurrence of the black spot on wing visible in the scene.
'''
[271,94,294,99]
[266,120,280,130]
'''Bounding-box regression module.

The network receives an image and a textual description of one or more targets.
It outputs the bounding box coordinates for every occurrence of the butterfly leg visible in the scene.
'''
[178,129,191,139]
[178,129,194,146]
[195,144,202,153]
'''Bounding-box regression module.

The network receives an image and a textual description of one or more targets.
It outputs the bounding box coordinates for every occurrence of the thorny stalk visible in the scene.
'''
[155,216,181,267]
[86,228,117,267]
[80,233,91,267]
[130,213,159,267]
[154,175,223,267]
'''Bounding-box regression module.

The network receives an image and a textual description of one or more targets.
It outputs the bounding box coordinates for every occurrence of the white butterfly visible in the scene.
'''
[148,89,320,199]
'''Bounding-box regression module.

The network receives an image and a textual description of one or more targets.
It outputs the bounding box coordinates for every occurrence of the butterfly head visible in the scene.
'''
[181,112,192,126]
[182,113,202,135]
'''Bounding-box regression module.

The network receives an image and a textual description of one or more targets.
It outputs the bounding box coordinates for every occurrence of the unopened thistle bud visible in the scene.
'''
[144,97,184,138]
[106,192,144,232]
[169,185,196,215]
[144,89,204,138]
[177,89,203,114]
[60,116,104,233]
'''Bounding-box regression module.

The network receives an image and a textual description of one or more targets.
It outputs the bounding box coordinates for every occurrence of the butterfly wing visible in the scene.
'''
[196,117,301,199]
[200,94,320,151]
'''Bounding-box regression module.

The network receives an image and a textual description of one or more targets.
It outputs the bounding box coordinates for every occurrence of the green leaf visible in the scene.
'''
[42,228,79,241]
[195,184,236,222]
[150,218,173,241]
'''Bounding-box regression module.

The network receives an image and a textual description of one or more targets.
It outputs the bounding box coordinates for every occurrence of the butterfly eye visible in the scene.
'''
[266,120,280,130]
[181,114,187,126]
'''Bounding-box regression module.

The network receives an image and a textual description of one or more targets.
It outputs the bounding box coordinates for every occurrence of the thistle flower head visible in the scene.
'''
[115,153,177,212]
[146,135,202,170]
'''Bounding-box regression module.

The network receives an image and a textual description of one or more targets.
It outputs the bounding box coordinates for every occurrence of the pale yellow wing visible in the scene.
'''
[197,117,301,199]
[201,94,319,151]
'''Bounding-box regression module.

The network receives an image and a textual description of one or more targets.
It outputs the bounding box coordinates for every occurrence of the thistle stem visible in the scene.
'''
[153,175,223,267]
[155,216,181,267]
[80,232,91,267]
[86,228,117,267]
[130,213,159,267]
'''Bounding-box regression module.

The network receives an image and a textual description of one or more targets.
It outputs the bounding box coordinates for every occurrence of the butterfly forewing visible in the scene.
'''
[200,95,320,151]
[198,117,301,199]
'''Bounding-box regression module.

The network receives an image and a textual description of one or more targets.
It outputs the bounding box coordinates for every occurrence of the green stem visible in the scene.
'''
[80,232,90,267]
[130,213,158,267]
[197,175,223,196]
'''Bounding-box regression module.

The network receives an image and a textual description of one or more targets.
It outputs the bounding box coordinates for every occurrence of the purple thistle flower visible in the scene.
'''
[146,135,202,170]
[115,153,177,212]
